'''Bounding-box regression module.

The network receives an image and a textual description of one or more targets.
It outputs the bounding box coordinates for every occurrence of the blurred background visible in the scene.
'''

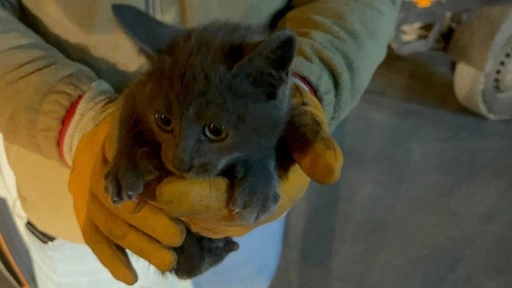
[271,1,512,287]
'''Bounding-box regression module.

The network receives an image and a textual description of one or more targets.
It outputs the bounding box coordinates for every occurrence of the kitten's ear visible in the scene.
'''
[233,30,297,100]
[112,4,183,56]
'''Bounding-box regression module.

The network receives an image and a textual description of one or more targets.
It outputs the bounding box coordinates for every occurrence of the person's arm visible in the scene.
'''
[0,1,109,164]
[1,4,184,285]
[277,0,402,131]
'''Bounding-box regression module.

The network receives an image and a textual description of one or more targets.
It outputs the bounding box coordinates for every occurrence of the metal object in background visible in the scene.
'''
[392,0,512,120]
[451,4,512,119]
[392,0,512,55]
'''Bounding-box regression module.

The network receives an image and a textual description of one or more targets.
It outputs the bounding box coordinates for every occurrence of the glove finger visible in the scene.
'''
[160,165,311,239]
[81,217,138,285]
[180,216,252,239]
[92,169,186,247]
[180,167,309,238]
[119,200,186,247]
[285,85,343,184]
[156,176,230,218]
[89,194,178,272]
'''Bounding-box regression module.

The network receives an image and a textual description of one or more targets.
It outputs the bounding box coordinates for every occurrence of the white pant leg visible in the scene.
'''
[24,230,193,288]
[0,135,193,288]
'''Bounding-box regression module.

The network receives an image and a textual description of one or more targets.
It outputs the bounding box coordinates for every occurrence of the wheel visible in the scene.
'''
[450,5,512,120]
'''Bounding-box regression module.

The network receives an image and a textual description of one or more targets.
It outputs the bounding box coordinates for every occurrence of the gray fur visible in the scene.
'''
[108,4,297,279]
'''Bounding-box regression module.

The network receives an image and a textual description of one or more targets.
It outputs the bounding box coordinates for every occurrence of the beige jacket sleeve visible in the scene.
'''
[0,2,98,161]
[279,0,402,131]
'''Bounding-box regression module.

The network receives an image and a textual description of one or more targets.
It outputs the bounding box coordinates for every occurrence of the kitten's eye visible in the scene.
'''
[203,124,228,142]
[154,113,173,132]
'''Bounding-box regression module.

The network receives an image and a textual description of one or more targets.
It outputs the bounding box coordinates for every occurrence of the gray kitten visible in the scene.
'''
[107,4,297,279]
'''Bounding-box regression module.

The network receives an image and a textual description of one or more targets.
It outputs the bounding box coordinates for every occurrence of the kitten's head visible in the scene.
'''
[113,5,296,177]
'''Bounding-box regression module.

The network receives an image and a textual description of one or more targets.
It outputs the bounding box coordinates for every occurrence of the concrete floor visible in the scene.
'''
[271,51,512,288]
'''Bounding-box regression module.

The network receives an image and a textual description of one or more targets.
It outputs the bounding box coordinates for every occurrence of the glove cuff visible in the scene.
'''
[58,80,118,166]
[292,73,317,98]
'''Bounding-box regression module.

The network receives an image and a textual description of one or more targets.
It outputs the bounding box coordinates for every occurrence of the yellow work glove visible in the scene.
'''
[152,82,344,238]
[68,112,186,284]
[67,80,342,285]
[66,81,186,285]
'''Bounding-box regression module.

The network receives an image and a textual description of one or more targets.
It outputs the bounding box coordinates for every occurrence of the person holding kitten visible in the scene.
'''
[0,1,401,288]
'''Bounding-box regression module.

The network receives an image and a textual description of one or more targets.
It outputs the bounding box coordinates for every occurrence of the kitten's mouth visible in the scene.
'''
[166,165,193,177]
[166,164,213,179]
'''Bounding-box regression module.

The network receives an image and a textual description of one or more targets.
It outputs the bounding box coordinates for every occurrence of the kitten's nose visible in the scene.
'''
[170,157,193,174]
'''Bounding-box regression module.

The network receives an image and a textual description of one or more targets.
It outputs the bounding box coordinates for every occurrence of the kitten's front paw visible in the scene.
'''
[104,164,145,204]
[230,180,280,224]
